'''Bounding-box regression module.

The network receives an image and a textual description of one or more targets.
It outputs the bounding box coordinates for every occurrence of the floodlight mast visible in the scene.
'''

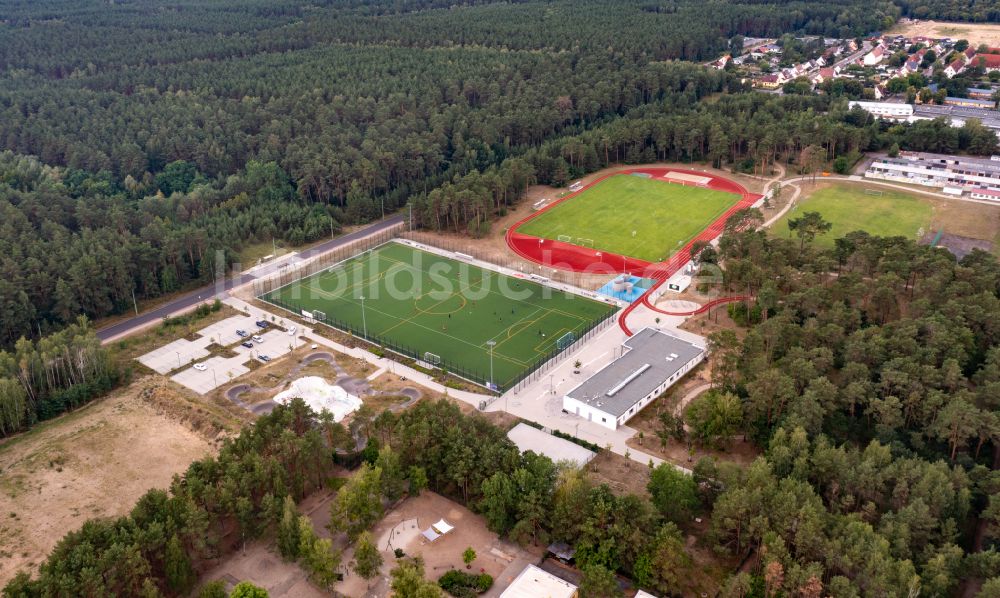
[487,340,496,390]
[360,295,368,340]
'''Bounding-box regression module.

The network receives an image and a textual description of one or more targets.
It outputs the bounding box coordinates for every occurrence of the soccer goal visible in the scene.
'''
[423,352,441,366]
[865,189,884,196]
[556,332,576,350]
[557,234,573,243]
[313,310,326,323]
[577,238,594,248]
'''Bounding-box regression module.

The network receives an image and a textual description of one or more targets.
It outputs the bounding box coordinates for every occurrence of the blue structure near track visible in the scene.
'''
[596,275,656,303]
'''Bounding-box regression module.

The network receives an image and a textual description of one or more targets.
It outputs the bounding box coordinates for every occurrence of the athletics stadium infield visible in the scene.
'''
[259,242,616,390]
[507,168,760,277]
[505,168,761,336]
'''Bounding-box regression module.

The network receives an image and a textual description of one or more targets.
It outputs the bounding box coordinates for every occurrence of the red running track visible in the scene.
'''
[503,167,761,335]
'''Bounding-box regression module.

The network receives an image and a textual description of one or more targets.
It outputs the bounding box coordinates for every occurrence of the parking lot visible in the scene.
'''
[167,329,300,395]
[138,314,304,394]
[138,339,211,375]
[197,315,264,347]
[171,356,251,394]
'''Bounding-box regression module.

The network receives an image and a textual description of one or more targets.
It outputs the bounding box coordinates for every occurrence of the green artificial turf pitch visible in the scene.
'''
[260,242,616,389]
[517,174,740,262]
[770,185,933,248]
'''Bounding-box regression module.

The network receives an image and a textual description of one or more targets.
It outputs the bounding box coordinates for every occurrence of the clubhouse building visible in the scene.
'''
[563,327,705,430]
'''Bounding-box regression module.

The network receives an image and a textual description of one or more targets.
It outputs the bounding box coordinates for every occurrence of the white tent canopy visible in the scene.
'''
[421,519,454,543]
[432,519,454,535]
[421,528,441,543]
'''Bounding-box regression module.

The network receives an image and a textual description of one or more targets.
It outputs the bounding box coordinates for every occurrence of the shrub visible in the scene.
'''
[438,570,493,597]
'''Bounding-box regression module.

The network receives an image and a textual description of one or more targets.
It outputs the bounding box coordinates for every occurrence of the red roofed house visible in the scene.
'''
[945,58,965,77]
[863,45,886,66]
[965,47,978,63]
[811,67,837,84]
[973,53,1000,72]
[755,74,782,89]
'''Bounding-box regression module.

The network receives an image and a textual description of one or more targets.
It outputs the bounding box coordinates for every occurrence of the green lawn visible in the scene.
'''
[260,242,616,390]
[771,185,934,248]
[517,174,739,262]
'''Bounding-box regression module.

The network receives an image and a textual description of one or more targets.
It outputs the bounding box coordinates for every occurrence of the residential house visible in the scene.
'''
[945,58,965,77]
[812,67,837,84]
[972,53,1000,72]
[863,45,886,66]
[755,74,782,89]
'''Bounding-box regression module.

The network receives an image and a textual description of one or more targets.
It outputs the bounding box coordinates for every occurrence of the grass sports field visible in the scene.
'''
[771,185,933,248]
[260,243,616,390]
[517,174,739,262]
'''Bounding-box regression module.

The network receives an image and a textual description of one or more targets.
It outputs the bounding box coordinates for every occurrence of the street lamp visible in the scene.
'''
[176,351,181,368]
[211,369,218,388]
[360,295,368,340]
[487,340,496,391]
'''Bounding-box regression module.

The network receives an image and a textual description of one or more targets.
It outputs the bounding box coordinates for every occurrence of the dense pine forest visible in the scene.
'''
[893,0,1000,21]
[3,0,996,347]
[8,1,1000,593]
[15,219,1000,596]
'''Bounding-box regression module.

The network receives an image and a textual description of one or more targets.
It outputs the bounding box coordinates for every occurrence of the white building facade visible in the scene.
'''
[563,328,706,431]
[865,152,1000,193]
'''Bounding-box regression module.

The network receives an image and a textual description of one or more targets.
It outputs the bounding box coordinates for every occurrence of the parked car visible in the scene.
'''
[236,329,248,337]
[241,341,254,349]
[258,355,271,362]
[255,320,269,328]
[193,363,207,371]
[252,335,264,343]
[288,326,297,336]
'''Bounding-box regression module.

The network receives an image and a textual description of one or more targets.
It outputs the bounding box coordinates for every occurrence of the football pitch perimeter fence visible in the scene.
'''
[252,226,403,297]
[262,290,616,395]
[253,240,618,397]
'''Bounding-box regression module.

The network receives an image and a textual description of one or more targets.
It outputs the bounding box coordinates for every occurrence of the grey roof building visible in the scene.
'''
[563,328,705,430]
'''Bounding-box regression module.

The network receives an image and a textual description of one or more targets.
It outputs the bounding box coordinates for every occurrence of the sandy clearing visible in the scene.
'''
[0,380,218,586]
[889,19,1000,47]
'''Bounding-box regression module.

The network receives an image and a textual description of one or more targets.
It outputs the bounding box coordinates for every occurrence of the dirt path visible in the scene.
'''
[675,383,713,417]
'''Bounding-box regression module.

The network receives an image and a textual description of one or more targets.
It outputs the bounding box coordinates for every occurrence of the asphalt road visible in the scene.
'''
[96,213,406,342]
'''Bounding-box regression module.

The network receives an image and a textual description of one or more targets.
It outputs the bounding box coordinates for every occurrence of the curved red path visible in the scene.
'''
[642,295,748,316]
[504,167,761,335]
